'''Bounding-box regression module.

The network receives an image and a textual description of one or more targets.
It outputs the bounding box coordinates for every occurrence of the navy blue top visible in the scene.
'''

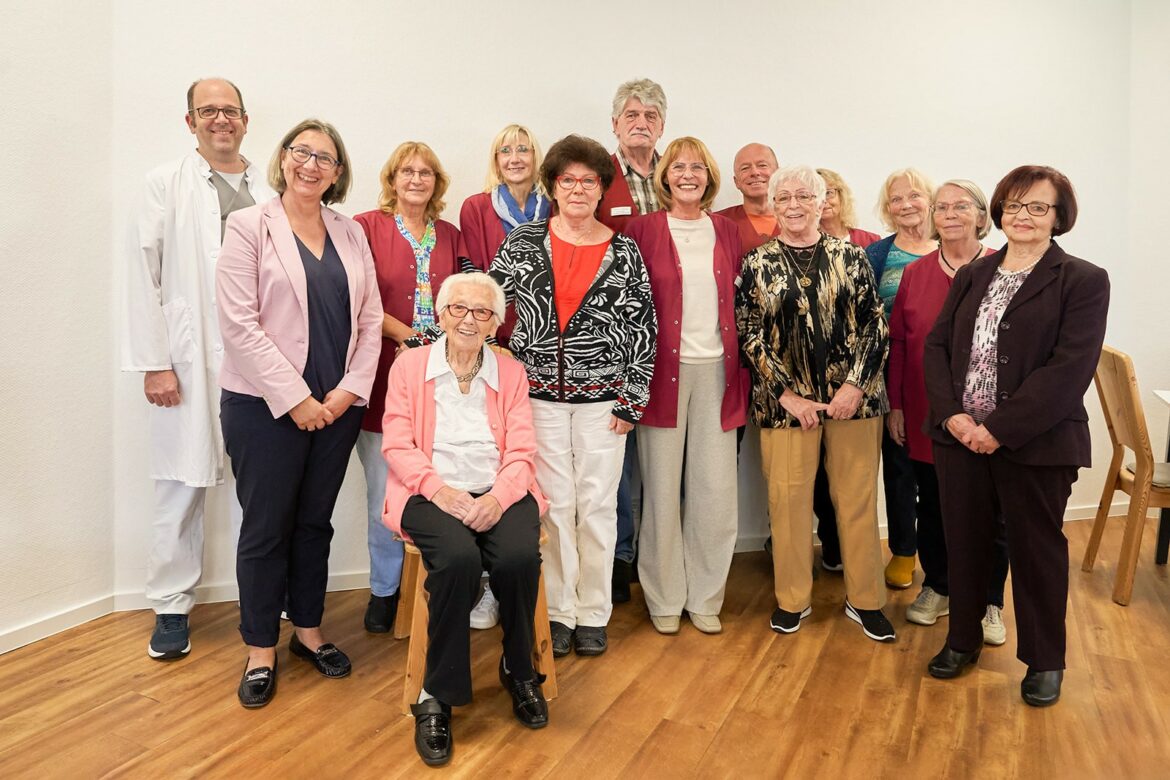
[296,234,351,400]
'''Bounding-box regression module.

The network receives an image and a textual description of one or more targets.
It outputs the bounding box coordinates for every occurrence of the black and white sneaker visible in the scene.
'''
[148,613,191,660]
[845,601,896,642]
[769,606,812,634]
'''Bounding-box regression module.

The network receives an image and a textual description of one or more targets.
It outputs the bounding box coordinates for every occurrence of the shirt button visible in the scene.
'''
[674,320,679,325]
[671,377,677,383]
[210,250,219,259]
[999,356,1009,364]
[1000,322,1011,330]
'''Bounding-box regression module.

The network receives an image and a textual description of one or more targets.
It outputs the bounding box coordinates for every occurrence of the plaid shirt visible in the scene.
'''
[616,148,660,215]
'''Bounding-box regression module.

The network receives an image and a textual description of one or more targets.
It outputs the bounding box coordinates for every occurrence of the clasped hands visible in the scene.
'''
[945,413,1000,455]
[781,383,863,431]
[432,486,503,532]
[289,389,358,431]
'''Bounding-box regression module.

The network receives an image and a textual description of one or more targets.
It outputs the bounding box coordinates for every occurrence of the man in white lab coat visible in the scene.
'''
[122,78,274,660]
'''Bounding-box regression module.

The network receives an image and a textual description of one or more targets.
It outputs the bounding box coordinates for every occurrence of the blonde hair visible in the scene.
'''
[482,124,545,194]
[876,168,934,232]
[816,168,859,229]
[653,136,721,212]
[377,141,449,222]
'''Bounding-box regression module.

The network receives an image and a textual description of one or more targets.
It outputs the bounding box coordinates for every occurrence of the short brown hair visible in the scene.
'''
[989,165,1078,236]
[186,77,244,112]
[539,135,614,198]
[268,118,352,205]
[378,142,450,222]
[654,136,720,211]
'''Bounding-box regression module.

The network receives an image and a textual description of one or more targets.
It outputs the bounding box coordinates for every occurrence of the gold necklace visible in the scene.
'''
[445,342,483,383]
[783,242,820,288]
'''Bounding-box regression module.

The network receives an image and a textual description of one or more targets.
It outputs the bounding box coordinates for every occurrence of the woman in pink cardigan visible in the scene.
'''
[381,272,550,766]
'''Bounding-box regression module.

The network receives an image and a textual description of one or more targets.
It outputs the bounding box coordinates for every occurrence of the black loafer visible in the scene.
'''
[1021,668,1063,707]
[498,657,549,728]
[289,633,351,678]
[611,559,632,603]
[411,698,452,766]
[238,656,277,708]
[364,592,400,633]
[574,625,607,656]
[550,621,573,657]
[928,644,981,679]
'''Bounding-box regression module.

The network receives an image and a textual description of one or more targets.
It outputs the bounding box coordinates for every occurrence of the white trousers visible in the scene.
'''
[147,480,206,614]
[530,399,626,628]
[637,361,738,617]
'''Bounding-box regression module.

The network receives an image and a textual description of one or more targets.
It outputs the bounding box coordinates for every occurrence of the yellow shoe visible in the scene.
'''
[884,555,915,589]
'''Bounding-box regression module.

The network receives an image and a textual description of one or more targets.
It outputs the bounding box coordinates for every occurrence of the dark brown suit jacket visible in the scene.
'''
[923,241,1110,467]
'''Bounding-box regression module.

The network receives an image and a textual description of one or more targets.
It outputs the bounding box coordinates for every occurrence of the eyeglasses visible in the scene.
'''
[775,192,817,206]
[1001,200,1054,216]
[398,167,436,181]
[191,105,245,120]
[556,174,600,191]
[445,303,495,322]
[284,145,340,171]
[668,162,708,176]
[932,201,980,215]
[497,145,531,156]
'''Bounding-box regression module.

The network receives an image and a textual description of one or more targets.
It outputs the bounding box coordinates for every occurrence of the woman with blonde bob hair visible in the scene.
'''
[351,141,471,638]
[626,136,747,635]
[817,168,879,248]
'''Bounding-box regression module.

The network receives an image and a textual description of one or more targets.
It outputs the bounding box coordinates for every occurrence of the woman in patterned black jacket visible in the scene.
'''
[489,134,656,658]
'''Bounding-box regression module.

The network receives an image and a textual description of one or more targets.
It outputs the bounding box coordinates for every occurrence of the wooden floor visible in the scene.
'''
[2,517,1168,779]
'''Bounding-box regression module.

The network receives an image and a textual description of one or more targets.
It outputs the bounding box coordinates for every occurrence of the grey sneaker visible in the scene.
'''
[906,587,950,626]
[982,605,1007,646]
[148,613,191,660]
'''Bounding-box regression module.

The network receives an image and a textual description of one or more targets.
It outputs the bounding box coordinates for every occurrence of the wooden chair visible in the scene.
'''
[1081,345,1170,605]
[400,531,558,715]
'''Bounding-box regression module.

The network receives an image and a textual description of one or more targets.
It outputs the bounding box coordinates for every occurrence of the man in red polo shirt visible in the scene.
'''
[715,143,780,253]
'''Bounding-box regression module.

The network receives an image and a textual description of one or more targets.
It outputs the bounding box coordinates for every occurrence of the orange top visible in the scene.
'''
[550,232,609,331]
[746,212,778,239]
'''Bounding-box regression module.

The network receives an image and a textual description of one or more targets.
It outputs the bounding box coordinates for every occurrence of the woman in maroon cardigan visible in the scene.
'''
[625,137,746,635]
[923,166,1109,707]
[351,142,469,637]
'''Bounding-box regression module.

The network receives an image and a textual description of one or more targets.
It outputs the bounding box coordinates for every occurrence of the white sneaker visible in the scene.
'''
[470,584,500,629]
[905,587,950,626]
[982,604,1007,646]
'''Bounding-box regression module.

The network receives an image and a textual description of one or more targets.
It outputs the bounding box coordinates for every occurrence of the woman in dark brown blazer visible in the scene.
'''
[922,165,1109,707]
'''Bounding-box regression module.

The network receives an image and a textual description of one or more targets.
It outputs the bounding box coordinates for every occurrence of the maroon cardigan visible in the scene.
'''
[713,204,779,254]
[597,153,640,233]
[624,210,748,430]
[922,242,1109,467]
[458,192,505,271]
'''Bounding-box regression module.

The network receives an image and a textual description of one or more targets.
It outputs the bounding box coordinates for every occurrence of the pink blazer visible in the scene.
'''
[217,196,383,418]
[381,344,549,540]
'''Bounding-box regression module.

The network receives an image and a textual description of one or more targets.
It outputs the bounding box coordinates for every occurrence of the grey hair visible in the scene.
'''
[929,179,992,240]
[611,78,668,120]
[767,164,827,207]
[435,272,506,323]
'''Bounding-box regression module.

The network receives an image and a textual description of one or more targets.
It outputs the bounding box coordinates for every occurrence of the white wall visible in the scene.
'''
[2,0,1166,649]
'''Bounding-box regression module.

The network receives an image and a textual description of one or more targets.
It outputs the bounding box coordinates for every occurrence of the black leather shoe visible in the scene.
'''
[289,633,351,678]
[364,592,399,633]
[612,559,632,603]
[499,657,549,728]
[237,656,277,708]
[1021,669,1063,707]
[928,644,981,679]
[574,625,607,656]
[550,621,573,657]
[411,698,452,766]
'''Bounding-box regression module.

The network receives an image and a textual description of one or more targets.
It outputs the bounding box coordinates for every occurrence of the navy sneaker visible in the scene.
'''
[148,613,191,660]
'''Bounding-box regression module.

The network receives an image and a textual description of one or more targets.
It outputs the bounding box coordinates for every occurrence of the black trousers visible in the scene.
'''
[881,430,919,556]
[935,443,1077,670]
[401,493,541,707]
[221,391,363,647]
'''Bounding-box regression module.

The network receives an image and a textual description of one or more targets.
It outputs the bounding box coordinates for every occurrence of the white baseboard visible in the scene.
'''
[0,595,117,656]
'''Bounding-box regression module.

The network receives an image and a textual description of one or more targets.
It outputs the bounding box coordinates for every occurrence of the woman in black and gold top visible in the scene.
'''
[736,164,894,642]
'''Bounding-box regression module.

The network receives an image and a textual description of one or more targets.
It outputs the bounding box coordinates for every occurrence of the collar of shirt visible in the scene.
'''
[425,335,499,390]
[615,147,660,177]
[193,149,257,183]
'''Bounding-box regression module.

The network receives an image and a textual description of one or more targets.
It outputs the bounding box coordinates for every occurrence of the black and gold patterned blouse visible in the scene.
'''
[735,234,889,428]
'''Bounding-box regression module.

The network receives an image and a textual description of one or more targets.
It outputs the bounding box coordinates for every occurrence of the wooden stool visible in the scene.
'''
[400,531,558,715]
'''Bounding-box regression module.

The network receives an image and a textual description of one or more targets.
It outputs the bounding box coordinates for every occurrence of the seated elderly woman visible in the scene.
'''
[381,272,550,766]
[736,164,894,642]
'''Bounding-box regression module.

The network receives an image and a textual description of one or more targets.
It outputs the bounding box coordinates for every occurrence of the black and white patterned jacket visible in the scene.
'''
[489,221,657,422]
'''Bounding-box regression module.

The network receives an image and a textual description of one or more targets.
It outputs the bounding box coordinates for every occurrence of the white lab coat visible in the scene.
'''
[122,151,274,487]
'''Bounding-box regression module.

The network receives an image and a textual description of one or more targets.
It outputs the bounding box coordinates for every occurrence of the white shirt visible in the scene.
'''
[122,151,273,486]
[668,214,723,363]
[426,337,501,493]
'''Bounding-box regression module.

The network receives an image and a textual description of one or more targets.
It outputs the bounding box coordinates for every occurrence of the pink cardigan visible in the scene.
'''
[217,197,383,418]
[380,344,549,539]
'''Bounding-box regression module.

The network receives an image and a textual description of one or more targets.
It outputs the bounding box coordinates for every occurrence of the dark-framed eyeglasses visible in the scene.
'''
[445,303,495,322]
[284,145,340,171]
[1001,200,1054,216]
[556,174,600,191]
[191,105,244,120]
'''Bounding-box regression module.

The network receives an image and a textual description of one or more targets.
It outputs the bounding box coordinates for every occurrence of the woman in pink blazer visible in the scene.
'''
[216,119,382,709]
[381,273,548,766]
